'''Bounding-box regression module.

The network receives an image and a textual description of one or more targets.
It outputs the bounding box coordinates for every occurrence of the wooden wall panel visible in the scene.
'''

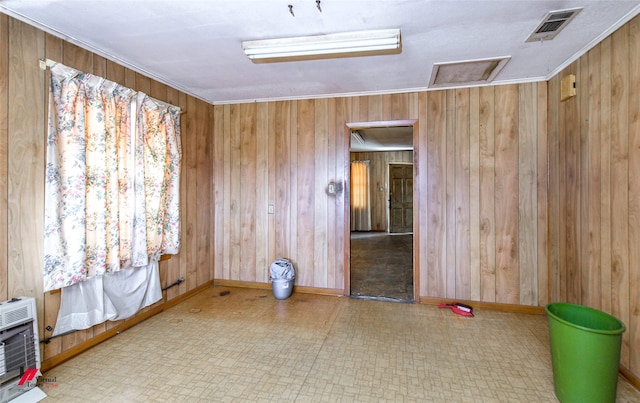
[184,96,198,291]
[445,91,456,298]
[547,74,561,303]
[610,25,631,368]
[494,85,519,304]
[469,88,481,301]
[600,36,613,314]
[214,83,552,304]
[479,86,496,302]
[584,46,602,310]
[240,103,257,282]
[426,91,447,297]
[314,99,329,288]
[518,83,538,306]
[628,15,640,377]
[417,92,430,297]
[7,16,45,314]
[296,99,315,286]
[255,103,269,282]
[536,82,549,307]
[455,88,471,300]
[549,13,640,383]
[0,13,9,306]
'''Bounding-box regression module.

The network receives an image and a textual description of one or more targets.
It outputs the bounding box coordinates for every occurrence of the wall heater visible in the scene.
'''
[0,297,40,402]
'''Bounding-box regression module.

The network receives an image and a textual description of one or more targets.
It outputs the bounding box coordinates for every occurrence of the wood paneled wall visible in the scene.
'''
[0,16,215,365]
[350,151,413,231]
[549,13,640,381]
[213,84,549,306]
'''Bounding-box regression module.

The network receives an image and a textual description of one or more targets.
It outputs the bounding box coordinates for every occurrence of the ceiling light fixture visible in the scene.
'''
[242,29,401,62]
[351,130,366,144]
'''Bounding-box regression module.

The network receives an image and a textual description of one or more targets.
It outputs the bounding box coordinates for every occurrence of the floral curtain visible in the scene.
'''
[350,160,372,231]
[43,63,181,292]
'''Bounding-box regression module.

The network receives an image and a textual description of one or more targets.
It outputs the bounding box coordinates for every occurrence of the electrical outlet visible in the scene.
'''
[268,204,275,214]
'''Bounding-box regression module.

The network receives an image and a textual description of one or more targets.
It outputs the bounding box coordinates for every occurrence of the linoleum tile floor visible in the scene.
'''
[41,286,640,402]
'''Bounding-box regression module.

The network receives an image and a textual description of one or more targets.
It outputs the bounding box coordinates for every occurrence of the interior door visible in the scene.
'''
[389,164,413,233]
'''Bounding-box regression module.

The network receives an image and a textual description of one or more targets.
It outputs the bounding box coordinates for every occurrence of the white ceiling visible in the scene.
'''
[2,0,640,106]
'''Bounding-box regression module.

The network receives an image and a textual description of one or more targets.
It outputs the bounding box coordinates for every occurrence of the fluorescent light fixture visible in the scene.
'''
[242,29,401,62]
[351,130,366,145]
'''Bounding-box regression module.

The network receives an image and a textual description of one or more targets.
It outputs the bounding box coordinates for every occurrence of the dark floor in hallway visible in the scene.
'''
[350,232,413,302]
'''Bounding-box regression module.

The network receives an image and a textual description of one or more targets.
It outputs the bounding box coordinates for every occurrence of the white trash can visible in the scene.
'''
[270,258,295,300]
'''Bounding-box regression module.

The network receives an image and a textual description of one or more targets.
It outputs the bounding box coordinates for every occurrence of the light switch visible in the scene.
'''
[268,204,275,214]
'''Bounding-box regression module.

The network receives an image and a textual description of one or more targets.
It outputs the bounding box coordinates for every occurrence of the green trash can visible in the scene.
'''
[546,303,626,403]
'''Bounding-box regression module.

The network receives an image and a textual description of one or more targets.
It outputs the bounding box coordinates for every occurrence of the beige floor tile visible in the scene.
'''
[40,286,640,402]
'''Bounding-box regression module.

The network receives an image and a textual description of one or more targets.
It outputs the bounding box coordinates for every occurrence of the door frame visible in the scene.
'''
[344,119,419,301]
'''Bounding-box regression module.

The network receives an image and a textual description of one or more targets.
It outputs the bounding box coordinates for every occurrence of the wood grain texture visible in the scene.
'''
[7,17,45,328]
[314,99,329,288]
[564,63,581,305]
[296,99,315,286]
[240,103,257,282]
[196,98,212,287]
[255,102,269,282]
[610,25,630,368]
[455,88,471,300]
[445,90,456,298]
[469,88,481,301]
[547,74,561,303]
[0,13,9,304]
[426,91,447,297]
[536,82,549,307]
[600,36,613,314]
[493,85,519,304]
[417,92,430,297]
[479,86,496,302]
[518,83,538,306]
[628,16,640,376]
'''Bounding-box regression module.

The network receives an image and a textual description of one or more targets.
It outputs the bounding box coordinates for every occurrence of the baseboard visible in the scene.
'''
[419,296,546,315]
[213,279,345,297]
[620,365,640,392]
[41,280,214,373]
[213,280,549,311]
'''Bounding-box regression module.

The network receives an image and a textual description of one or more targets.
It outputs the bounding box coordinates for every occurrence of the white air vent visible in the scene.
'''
[526,8,582,42]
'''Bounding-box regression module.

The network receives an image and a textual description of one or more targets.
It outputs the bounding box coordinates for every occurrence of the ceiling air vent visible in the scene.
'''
[429,56,510,88]
[526,8,582,42]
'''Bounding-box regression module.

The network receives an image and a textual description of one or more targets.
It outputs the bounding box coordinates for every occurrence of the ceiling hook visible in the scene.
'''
[316,0,322,12]
[288,4,295,17]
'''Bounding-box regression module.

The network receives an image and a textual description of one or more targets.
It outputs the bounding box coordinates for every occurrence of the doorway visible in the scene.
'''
[347,121,416,303]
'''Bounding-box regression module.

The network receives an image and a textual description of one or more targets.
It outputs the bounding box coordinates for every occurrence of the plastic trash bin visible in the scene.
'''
[546,302,626,403]
[269,258,295,300]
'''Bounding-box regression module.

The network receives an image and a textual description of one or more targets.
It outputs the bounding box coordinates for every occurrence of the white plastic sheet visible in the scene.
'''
[52,261,162,336]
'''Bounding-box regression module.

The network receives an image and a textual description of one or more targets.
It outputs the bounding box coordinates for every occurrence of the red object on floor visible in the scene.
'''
[438,302,474,317]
